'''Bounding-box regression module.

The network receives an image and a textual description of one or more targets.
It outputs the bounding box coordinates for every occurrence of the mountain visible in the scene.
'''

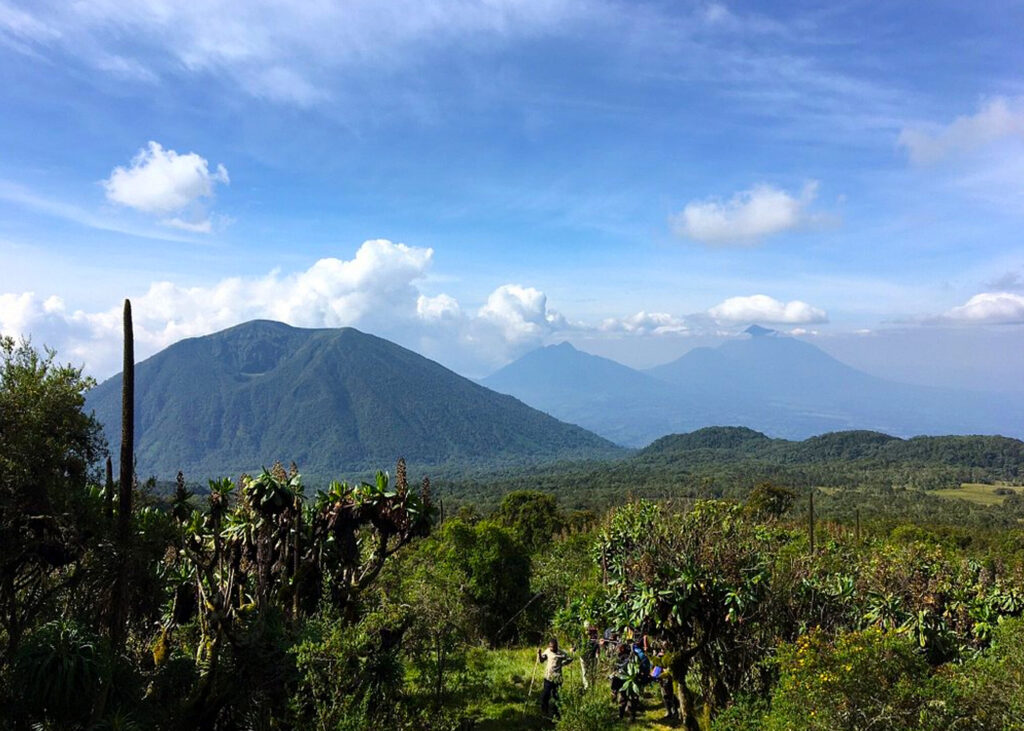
[86,321,620,480]
[483,330,1024,446]
[647,328,1024,439]
[481,342,715,446]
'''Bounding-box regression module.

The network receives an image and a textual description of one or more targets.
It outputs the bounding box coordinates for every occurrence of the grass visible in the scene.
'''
[460,647,696,729]
[933,482,1024,507]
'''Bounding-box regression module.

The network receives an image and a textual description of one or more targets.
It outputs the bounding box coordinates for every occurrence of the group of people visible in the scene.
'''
[535,627,681,722]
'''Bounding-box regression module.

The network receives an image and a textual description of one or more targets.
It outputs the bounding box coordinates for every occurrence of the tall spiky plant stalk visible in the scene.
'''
[118,299,134,539]
[112,299,134,647]
[396,457,408,497]
[96,299,134,723]
[104,456,114,520]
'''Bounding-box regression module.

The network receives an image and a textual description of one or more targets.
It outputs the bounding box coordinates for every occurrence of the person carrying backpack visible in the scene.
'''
[652,652,680,721]
[633,642,651,684]
[580,626,600,690]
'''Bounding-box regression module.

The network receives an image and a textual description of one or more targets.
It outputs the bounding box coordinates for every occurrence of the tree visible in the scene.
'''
[744,481,796,520]
[438,518,532,642]
[0,336,105,652]
[497,489,563,552]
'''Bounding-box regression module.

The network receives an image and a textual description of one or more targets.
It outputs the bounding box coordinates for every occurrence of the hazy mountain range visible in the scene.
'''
[86,320,1023,480]
[483,326,1024,446]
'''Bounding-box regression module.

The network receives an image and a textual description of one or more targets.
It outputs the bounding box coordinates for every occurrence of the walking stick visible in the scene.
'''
[523,650,540,718]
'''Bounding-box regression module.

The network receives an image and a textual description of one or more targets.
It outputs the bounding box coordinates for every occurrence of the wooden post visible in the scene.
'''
[855,508,861,544]
[808,490,815,555]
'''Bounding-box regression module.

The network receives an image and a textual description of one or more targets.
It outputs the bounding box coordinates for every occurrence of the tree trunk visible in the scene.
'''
[671,654,701,731]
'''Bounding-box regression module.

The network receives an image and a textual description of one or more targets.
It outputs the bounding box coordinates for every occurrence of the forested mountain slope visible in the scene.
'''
[86,320,621,479]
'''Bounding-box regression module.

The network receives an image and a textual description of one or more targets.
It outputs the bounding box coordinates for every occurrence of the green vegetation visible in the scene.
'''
[5,335,1024,728]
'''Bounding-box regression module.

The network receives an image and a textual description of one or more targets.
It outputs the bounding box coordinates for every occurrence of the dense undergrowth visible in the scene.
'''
[4,335,1024,729]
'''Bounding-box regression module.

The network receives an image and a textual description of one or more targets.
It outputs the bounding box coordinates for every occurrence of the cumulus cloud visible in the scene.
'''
[103,141,229,231]
[2,237,838,378]
[945,292,1024,325]
[0,239,574,378]
[708,294,828,324]
[416,293,461,321]
[477,285,567,344]
[0,239,433,377]
[899,98,1024,165]
[670,181,823,245]
[599,311,689,336]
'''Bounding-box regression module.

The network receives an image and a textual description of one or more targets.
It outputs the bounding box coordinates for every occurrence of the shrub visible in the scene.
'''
[760,628,932,731]
[10,619,110,727]
[933,616,1024,729]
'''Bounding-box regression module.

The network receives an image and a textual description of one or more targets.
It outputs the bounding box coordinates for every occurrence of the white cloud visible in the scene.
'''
[708,294,828,324]
[477,285,567,344]
[0,2,60,44]
[945,292,1024,325]
[0,178,199,243]
[0,239,573,378]
[416,293,461,321]
[2,239,840,379]
[899,98,1024,165]
[6,0,584,106]
[103,141,229,231]
[599,311,689,336]
[670,181,823,245]
[1,239,435,377]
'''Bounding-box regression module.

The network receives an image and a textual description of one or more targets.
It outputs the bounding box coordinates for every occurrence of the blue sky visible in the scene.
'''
[1,0,1023,386]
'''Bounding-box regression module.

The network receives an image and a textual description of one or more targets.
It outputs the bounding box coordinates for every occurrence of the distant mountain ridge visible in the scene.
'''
[484,331,1024,446]
[481,342,691,446]
[640,426,1024,475]
[86,320,620,480]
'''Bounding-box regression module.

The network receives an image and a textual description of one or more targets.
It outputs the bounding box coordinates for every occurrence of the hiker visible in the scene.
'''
[537,639,573,719]
[580,626,600,690]
[610,642,629,703]
[610,642,639,719]
[652,653,680,721]
[633,640,651,683]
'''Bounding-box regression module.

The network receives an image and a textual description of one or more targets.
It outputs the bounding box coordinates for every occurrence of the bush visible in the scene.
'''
[289,609,407,730]
[759,628,932,731]
[933,616,1024,729]
[9,619,110,727]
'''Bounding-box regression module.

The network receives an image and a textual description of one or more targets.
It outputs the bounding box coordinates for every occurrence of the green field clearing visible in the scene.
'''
[933,483,1024,506]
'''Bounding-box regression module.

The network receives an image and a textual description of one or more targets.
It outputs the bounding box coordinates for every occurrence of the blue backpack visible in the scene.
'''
[633,646,651,678]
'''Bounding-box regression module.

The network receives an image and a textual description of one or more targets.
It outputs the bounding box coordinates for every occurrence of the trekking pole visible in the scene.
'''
[523,650,540,718]
[495,591,544,640]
